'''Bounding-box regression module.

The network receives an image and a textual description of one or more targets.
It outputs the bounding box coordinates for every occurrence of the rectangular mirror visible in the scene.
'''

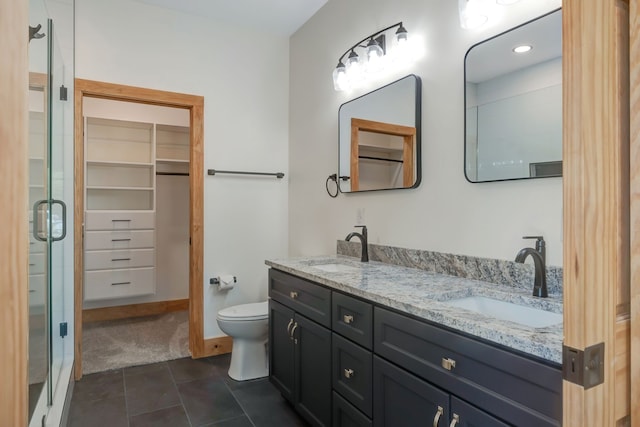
[339,74,421,192]
[465,9,562,183]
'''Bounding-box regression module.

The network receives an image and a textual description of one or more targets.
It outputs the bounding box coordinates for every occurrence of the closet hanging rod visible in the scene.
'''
[156,171,189,176]
[359,155,404,163]
[207,169,285,179]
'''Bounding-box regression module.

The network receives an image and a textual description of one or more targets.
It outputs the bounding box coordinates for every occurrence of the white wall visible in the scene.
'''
[289,0,563,266]
[76,0,290,337]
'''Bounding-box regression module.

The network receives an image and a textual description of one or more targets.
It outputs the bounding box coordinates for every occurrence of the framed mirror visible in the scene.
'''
[464,9,562,183]
[338,74,421,192]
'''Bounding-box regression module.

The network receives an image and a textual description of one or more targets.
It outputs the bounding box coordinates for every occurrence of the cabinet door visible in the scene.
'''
[450,397,509,427]
[334,391,372,427]
[294,313,332,427]
[373,356,450,427]
[269,299,295,402]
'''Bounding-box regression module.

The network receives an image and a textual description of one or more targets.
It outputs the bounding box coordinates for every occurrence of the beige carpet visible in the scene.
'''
[82,310,190,374]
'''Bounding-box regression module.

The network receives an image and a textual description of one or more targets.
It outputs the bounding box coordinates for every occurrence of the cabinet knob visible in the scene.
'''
[433,406,444,427]
[441,357,456,371]
[343,314,354,324]
[344,368,354,379]
[290,291,298,299]
[449,414,459,427]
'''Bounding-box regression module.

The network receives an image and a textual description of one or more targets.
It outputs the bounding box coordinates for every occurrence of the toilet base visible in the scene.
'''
[228,338,269,381]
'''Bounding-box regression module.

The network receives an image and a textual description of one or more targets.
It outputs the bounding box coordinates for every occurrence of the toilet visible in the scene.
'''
[216,301,269,381]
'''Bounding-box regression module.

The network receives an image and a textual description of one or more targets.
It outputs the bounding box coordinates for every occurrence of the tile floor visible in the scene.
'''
[68,354,308,427]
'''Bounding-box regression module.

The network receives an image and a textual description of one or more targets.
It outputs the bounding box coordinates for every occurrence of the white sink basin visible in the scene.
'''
[444,296,562,328]
[311,263,359,273]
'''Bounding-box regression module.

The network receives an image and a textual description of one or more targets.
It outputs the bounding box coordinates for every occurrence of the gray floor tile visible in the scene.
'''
[72,369,124,403]
[68,395,128,427]
[202,415,254,427]
[229,379,307,427]
[124,361,169,377]
[129,404,191,427]
[178,377,244,426]
[124,366,181,416]
[169,357,222,383]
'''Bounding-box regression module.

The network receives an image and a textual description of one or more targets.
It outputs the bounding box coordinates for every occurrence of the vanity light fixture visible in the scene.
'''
[458,0,488,30]
[332,22,410,92]
[513,44,532,53]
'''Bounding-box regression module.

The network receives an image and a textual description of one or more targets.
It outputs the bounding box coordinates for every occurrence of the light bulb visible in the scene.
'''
[332,62,349,91]
[459,0,488,29]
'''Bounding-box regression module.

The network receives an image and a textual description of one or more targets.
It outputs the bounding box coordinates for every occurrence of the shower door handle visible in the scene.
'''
[32,199,48,242]
[51,199,67,242]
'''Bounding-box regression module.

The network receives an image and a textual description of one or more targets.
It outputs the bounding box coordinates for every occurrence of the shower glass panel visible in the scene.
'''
[28,0,72,424]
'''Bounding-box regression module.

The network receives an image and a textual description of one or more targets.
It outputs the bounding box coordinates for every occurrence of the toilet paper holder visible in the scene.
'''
[210,276,237,285]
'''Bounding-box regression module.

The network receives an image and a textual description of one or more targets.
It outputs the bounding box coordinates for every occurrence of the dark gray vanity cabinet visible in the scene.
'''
[268,268,562,427]
[269,270,332,427]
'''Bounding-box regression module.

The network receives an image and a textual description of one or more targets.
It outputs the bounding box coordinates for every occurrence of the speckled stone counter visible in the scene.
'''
[265,255,563,365]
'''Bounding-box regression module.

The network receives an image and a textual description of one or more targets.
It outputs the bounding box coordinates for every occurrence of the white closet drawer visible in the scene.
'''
[85,230,155,250]
[85,211,155,231]
[85,249,155,271]
[28,274,46,309]
[29,253,45,275]
[84,267,155,301]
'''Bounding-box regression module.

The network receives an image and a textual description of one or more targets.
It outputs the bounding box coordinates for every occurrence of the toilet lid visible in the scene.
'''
[217,301,268,321]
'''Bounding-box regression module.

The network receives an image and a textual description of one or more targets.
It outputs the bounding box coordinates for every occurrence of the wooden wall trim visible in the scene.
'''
[74,78,206,376]
[203,336,233,357]
[629,0,640,423]
[0,0,28,424]
[562,0,630,425]
[83,299,189,323]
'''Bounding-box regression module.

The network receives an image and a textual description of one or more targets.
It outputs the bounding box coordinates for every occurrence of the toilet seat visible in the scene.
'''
[217,301,268,321]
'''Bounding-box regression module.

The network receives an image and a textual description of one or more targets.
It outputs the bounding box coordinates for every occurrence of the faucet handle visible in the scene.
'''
[522,235,544,241]
[522,236,545,263]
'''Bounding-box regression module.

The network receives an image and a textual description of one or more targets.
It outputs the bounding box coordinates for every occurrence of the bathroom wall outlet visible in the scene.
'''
[356,208,365,224]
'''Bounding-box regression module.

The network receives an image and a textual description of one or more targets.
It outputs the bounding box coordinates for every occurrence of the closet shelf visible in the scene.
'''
[156,158,189,164]
[86,160,154,167]
[86,186,154,191]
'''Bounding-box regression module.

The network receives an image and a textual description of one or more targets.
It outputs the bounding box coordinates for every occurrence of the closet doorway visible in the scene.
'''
[73,79,207,380]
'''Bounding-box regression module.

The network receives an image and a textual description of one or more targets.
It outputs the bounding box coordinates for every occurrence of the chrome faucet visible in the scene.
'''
[345,225,368,262]
[515,236,547,298]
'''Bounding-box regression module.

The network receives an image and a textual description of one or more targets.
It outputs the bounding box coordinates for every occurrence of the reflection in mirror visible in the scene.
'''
[339,75,421,192]
[465,9,562,183]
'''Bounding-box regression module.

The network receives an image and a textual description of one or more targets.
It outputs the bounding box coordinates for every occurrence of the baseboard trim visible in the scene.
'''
[83,299,189,323]
[200,336,233,358]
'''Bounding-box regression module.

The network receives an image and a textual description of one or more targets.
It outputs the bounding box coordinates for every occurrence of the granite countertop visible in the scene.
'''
[265,255,563,365]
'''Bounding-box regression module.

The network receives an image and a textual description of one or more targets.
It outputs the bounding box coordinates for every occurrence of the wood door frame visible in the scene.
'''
[0,0,28,424]
[562,1,632,425]
[74,79,205,380]
[349,118,416,191]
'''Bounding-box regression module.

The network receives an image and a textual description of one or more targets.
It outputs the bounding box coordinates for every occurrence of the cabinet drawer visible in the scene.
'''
[85,230,155,250]
[373,355,450,427]
[451,396,509,427]
[28,253,45,275]
[374,307,561,427]
[333,392,372,427]
[85,211,155,231]
[84,267,155,301]
[333,333,372,417]
[85,249,155,271]
[333,292,372,349]
[268,269,331,328]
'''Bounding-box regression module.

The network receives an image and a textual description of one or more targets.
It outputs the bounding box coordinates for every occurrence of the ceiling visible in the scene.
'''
[132,0,328,36]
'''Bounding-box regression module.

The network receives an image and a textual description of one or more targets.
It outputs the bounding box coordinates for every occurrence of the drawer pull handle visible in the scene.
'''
[112,219,132,222]
[111,281,131,286]
[344,368,354,379]
[29,263,36,266]
[433,406,444,427]
[290,323,298,344]
[112,258,131,261]
[29,290,36,293]
[449,414,459,427]
[441,357,456,371]
[111,238,131,242]
[286,319,294,336]
[290,291,298,299]
[343,314,354,324]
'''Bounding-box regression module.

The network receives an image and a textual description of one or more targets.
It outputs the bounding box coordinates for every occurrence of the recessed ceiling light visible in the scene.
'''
[513,45,532,53]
